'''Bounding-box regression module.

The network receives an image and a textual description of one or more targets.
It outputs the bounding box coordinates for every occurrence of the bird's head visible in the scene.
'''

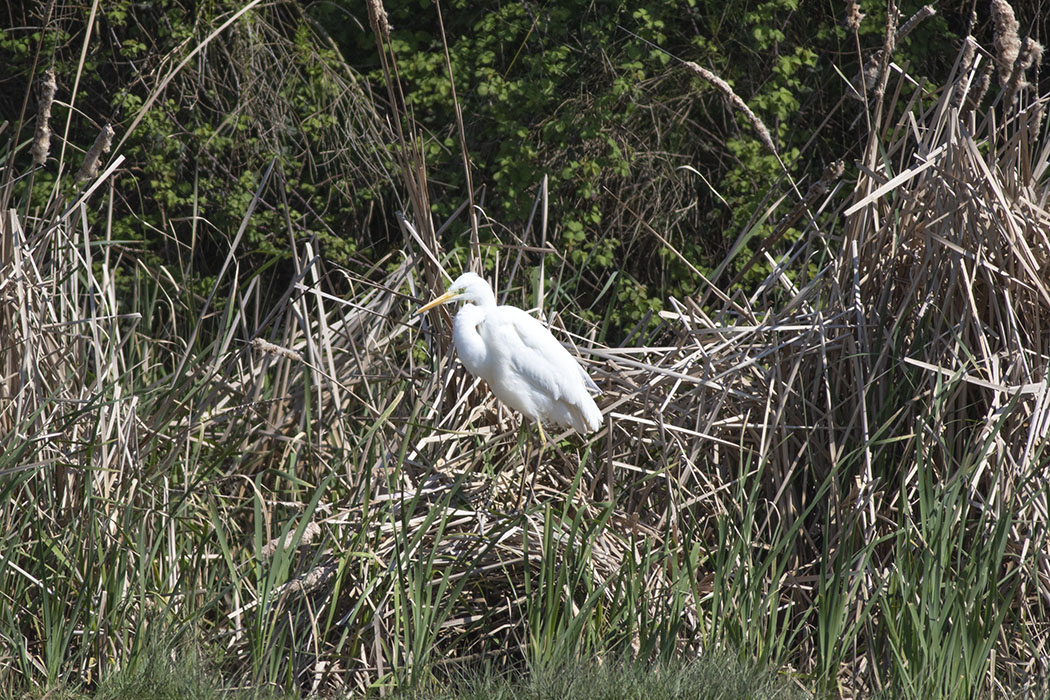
[417,272,496,313]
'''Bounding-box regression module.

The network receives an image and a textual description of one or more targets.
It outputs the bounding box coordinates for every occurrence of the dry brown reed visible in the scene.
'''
[205,14,1050,689]
[837,22,1050,692]
[851,5,935,103]
[0,160,131,537]
[964,63,993,113]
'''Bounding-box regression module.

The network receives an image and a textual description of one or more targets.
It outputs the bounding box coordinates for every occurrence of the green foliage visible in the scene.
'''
[2,0,392,329]
[323,0,699,330]
[320,0,959,331]
[3,0,961,334]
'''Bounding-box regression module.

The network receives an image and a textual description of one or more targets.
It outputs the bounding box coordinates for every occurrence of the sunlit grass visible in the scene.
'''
[24,646,807,700]
[395,656,807,700]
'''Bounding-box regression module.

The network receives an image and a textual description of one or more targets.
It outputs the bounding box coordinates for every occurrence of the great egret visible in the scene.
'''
[417,272,602,437]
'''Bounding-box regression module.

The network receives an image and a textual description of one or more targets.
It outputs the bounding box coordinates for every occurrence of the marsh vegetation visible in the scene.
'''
[2,0,1048,697]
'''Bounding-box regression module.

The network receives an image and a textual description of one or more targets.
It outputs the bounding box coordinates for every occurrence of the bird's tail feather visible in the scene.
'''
[567,396,603,434]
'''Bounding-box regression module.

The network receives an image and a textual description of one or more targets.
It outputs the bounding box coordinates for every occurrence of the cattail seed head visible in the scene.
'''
[1018,38,1043,72]
[963,64,993,114]
[367,0,391,37]
[75,123,114,182]
[991,0,1021,85]
[1031,103,1044,136]
[853,56,880,99]
[951,37,978,109]
[684,61,777,156]
[844,1,865,32]
[252,337,303,363]
[31,69,56,167]
[1003,37,1043,110]
[895,5,935,44]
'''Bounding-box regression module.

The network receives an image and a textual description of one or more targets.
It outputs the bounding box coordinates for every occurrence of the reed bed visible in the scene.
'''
[1,3,1048,699]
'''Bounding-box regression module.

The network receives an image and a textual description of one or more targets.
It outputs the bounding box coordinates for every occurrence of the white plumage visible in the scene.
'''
[418,272,602,434]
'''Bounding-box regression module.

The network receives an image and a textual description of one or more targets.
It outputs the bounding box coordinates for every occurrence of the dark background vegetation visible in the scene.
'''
[6,0,1019,329]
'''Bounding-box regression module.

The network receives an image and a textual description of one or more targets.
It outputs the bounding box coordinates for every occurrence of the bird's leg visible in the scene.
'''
[514,420,548,511]
[514,422,531,511]
[515,420,547,511]
[535,420,548,445]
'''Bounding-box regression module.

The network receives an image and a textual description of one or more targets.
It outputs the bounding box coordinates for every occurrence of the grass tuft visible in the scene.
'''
[394,655,806,700]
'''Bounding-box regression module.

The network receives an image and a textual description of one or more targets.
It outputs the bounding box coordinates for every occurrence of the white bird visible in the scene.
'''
[417,271,603,436]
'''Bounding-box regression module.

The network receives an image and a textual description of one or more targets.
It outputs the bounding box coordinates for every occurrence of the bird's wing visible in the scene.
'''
[578,362,601,395]
[496,307,595,401]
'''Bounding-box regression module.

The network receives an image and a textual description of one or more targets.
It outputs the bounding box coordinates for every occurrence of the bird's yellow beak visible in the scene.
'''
[417,290,461,314]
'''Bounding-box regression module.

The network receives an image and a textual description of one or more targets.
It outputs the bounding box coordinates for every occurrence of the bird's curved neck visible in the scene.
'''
[453,303,490,377]
[471,284,497,309]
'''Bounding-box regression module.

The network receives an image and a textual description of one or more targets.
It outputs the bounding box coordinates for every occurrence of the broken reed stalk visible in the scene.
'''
[964,64,993,113]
